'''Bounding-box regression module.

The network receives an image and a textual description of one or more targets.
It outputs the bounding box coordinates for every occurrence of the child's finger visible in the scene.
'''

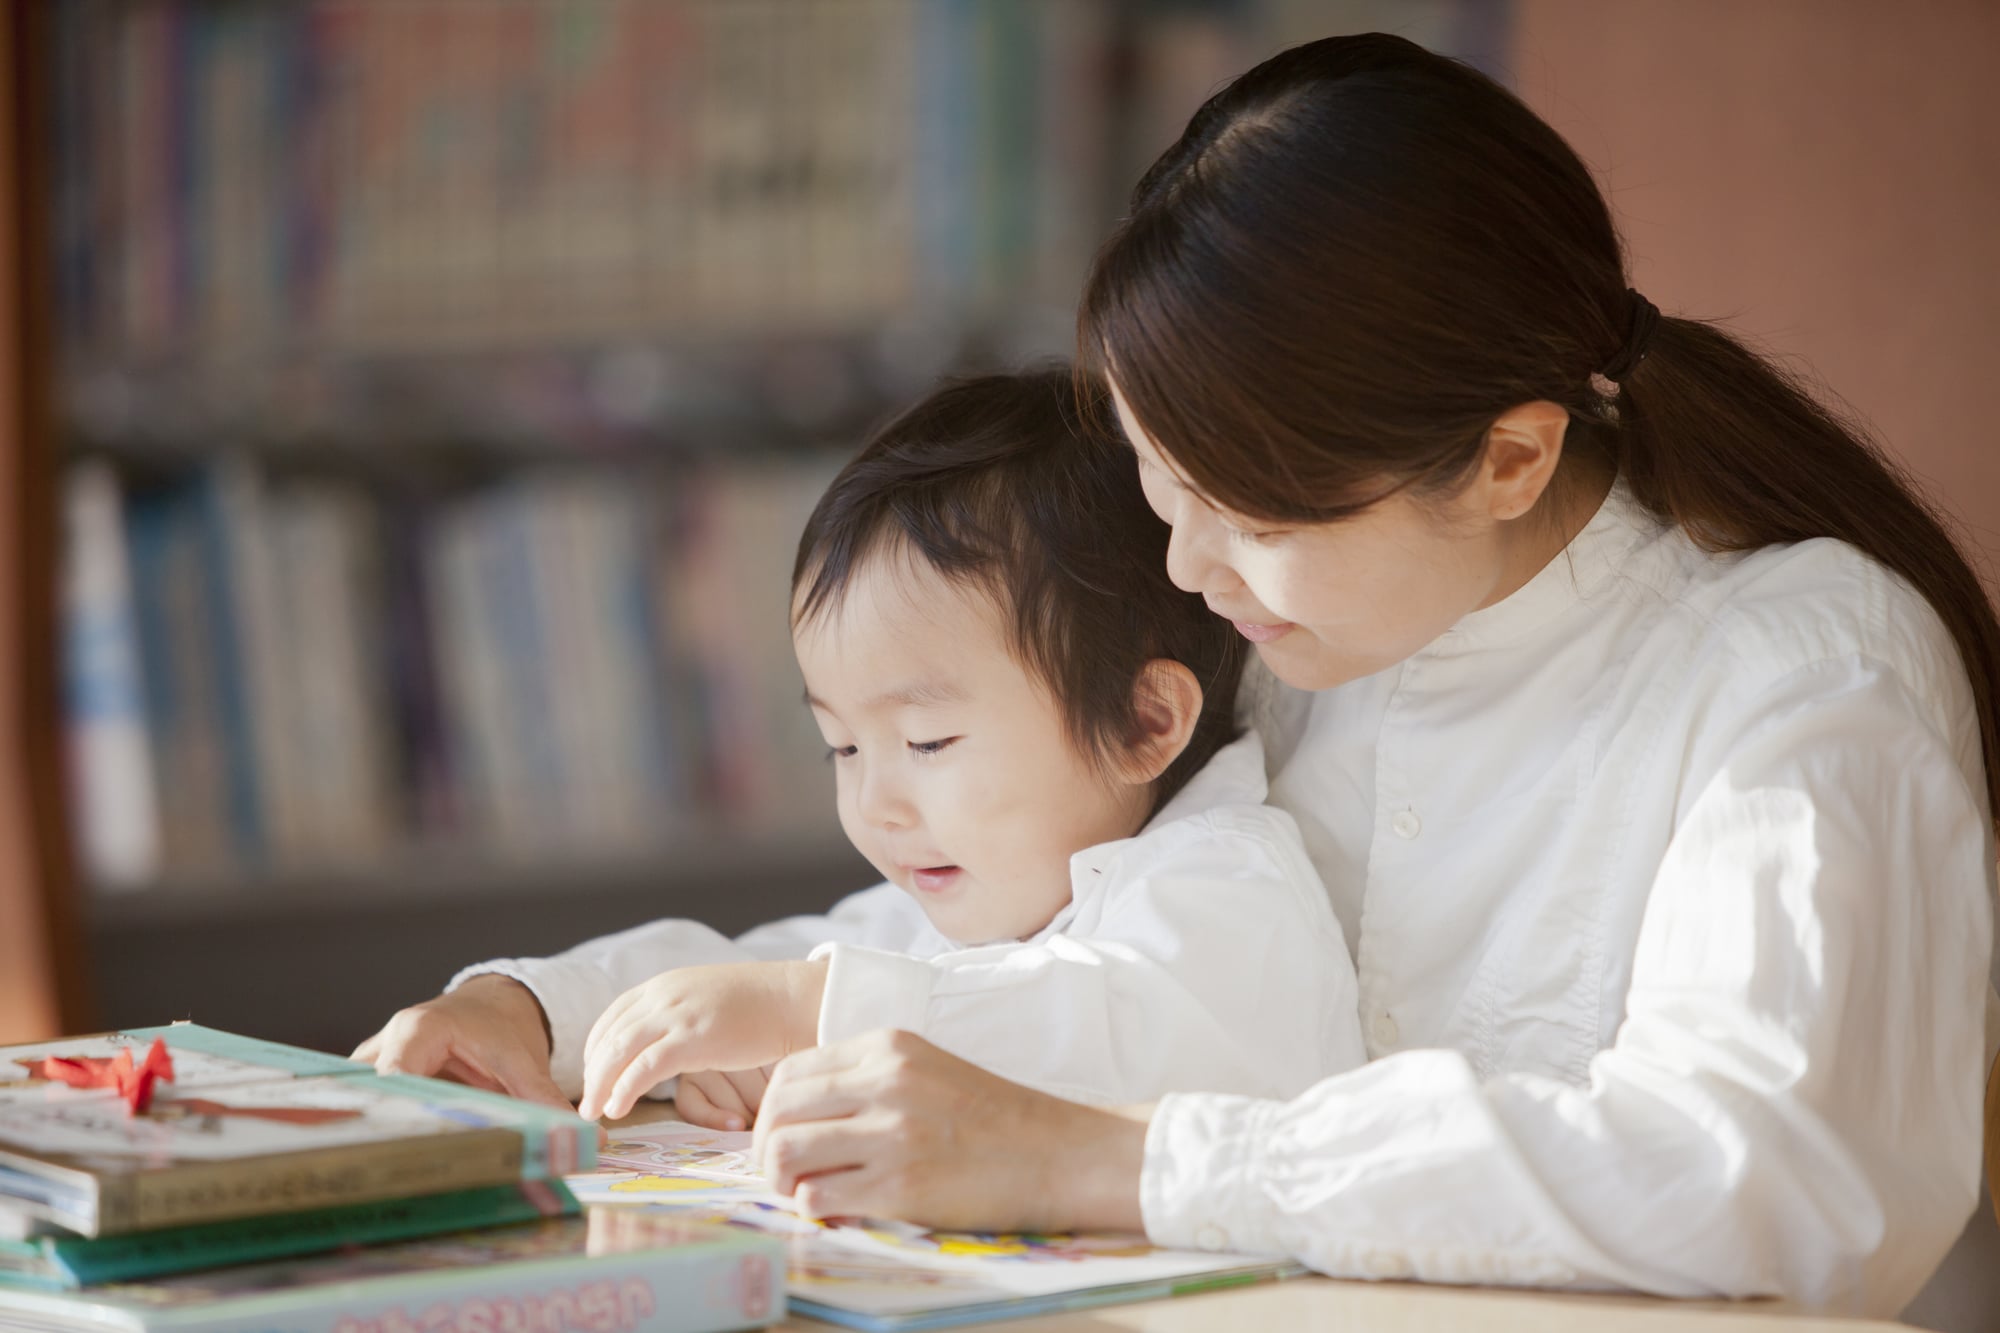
[708,1071,758,1128]
[578,1014,651,1120]
[726,1065,772,1114]
[350,1035,381,1063]
[580,990,641,1071]
[677,1073,749,1131]
[674,1076,725,1128]
[602,1036,696,1121]
[579,1032,647,1121]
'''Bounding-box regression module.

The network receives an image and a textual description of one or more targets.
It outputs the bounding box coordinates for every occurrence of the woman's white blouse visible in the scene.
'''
[1140,483,1997,1317]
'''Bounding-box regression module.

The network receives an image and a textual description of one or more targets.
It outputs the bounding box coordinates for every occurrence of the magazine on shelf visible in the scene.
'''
[0,1024,595,1237]
[573,1120,1306,1331]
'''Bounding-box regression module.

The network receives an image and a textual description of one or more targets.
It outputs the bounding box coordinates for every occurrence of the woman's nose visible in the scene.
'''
[1163,511,1230,596]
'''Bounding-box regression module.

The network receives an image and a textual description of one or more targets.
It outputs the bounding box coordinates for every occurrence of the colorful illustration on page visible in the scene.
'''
[596,1124,760,1181]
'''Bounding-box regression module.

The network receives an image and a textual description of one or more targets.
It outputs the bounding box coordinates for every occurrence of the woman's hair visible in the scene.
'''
[792,367,1246,812]
[1079,32,2000,826]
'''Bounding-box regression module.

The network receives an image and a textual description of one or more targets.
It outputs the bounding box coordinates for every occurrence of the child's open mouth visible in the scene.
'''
[911,865,962,893]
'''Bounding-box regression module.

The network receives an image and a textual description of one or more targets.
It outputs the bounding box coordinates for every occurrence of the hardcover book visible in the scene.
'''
[0,1180,578,1290]
[0,1209,784,1333]
[0,1025,594,1237]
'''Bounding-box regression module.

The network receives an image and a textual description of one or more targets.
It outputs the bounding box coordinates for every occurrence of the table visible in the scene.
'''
[767,1280,1914,1331]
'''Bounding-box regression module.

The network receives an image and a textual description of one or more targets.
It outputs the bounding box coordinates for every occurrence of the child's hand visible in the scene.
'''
[677,1066,775,1131]
[577,960,828,1122]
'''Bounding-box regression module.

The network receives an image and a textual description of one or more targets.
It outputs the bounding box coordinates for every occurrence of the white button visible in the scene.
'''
[1370,1011,1400,1048]
[1195,1224,1230,1252]
[1362,1251,1412,1280]
[1391,810,1421,839]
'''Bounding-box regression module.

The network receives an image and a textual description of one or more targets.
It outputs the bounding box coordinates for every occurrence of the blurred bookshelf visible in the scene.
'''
[39,0,1506,1050]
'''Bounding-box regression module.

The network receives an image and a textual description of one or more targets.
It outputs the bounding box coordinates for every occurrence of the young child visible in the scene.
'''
[444,368,1367,1126]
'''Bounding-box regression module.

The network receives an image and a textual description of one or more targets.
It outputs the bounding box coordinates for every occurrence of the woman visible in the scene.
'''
[362,33,1996,1318]
[741,34,1998,1317]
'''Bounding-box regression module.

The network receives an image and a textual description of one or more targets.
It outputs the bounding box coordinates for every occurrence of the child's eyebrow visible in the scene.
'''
[804,680,969,713]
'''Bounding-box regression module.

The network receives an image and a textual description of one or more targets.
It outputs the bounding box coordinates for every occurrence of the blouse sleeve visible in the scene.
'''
[812,807,1369,1105]
[1141,656,1994,1316]
[448,881,929,1097]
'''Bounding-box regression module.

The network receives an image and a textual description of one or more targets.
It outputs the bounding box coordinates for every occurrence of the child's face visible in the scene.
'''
[793,553,1151,945]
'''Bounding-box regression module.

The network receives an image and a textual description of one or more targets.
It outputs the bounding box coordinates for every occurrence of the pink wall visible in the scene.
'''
[1509,0,2000,599]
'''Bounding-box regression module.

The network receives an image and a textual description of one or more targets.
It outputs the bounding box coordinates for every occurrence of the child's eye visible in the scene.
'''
[908,737,959,757]
[825,744,857,763]
[1226,525,1285,544]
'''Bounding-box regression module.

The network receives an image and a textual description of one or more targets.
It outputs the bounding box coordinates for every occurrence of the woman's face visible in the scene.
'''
[1112,382,1517,691]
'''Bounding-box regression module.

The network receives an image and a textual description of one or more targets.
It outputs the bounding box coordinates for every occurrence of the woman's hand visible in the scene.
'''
[676,1066,775,1131]
[752,1029,1153,1232]
[350,974,572,1111]
[578,960,828,1122]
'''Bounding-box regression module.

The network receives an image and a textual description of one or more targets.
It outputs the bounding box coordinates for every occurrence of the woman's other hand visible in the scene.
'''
[350,974,573,1112]
[752,1028,1152,1232]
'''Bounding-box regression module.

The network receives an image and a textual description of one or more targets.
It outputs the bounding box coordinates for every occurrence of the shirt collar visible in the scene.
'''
[1060,730,1271,895]
[1424,478,1660,656]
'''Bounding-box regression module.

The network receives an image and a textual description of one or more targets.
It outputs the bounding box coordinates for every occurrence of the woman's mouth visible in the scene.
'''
[910,865,963,894]
[1231,620,1296,643]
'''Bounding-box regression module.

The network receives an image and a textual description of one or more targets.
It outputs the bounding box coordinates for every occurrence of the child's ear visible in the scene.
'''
[1121,659,1202,785]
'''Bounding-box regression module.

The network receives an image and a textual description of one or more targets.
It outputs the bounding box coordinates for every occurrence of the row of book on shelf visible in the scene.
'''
[52,0,1116,358]
[0,1022,1300,1331]
[61,454,843,890]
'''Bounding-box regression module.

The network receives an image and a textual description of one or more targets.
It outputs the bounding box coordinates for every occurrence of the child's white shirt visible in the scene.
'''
[450,730,1366,1106]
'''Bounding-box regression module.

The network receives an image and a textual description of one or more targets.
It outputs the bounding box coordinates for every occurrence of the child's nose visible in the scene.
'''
[855,765,915,830]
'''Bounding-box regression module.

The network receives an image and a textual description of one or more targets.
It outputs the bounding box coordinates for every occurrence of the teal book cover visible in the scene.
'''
[0,1210,784,1333]
[0,1180,579,1290]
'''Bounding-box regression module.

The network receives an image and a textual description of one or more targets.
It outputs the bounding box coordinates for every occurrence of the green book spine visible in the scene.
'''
[12,1180,578,1290]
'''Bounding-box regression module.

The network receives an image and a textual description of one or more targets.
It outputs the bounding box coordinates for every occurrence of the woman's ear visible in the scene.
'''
[1478,400,1569,521]
[1121,659,1203,786]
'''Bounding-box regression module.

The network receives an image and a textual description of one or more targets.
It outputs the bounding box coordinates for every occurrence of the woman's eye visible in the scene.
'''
[825,744,857,763]
[908,737,959,757]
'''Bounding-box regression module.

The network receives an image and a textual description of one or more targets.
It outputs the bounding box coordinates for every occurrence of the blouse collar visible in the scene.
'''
[1424,479,1662,657]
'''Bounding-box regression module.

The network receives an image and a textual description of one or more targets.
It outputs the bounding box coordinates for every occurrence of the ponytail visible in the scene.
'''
[1613,317,2000,821]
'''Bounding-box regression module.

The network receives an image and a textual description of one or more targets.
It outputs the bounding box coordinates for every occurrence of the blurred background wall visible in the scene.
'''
[1511,0,2000,597]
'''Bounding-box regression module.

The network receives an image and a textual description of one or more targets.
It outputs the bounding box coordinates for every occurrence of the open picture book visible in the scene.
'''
[572,1119,1306,1331]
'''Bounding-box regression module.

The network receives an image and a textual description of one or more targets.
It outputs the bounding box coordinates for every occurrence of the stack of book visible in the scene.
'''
[0,1023,784,1332]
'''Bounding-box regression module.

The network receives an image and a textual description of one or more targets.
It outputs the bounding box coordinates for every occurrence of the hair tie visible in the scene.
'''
[1589,289,1661,400]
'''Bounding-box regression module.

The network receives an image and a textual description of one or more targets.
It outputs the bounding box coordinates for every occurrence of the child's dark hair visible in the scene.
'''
[792,367,1246,813]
